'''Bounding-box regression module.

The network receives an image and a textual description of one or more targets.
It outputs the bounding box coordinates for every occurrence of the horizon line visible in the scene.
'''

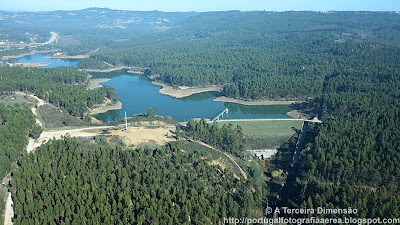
[1,7,400,13]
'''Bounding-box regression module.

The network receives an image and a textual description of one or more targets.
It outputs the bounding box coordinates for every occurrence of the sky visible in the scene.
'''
[1,0,400,12]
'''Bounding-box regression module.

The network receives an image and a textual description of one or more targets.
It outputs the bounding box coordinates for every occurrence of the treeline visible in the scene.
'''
[81,46,327,100]
[180,118,245,155]
[12,137,263,224]
[0,103,35,224]
[0,103,35,179]
[78,11,400,100]
[77,58,110,70]
[277,40,400,218]
[0,67,117,116]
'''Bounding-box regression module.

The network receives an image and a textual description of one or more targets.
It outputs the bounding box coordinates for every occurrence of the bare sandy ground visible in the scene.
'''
[26,126,114,153]
[152,81,223,98]
[1,50,55,60]
[11,62,50,67]
[83,64,147,73]
[83,66,132,73]
[47,55,88,59]
[89,100,122,115]
[87,78,110,90]
[213,96,305,105]
[4,192,13,225]
[286,110,311,119]
[45,48,99,59]
[89,116,104,125]
[111,126,175,147]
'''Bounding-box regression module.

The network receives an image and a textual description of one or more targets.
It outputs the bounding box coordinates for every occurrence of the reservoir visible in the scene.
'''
[8,53,293,122]
[7,52,79,68]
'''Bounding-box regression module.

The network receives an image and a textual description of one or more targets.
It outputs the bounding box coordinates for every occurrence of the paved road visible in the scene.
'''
[210,118,303,123]
[210,117,322,123]
[42,31,58,45]
[30,31,58,46]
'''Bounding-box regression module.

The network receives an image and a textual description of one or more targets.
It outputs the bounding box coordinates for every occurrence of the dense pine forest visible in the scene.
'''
[1,8,400,223]
[271,39,400,217]
[0,103,36,222]
[77,11,400,101]
[181,118,245,155]
[11,137,262,224]
[0,67,117,117]
[0,103,35,180]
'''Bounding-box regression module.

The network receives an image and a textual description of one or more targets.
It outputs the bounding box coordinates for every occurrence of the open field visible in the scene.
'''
[0,94,37,108]
[216,120,303,139]
[37,104,85,129]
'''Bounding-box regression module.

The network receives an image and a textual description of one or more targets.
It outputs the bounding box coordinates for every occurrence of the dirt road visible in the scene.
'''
[194,140,248,180]
[27,126,115,153]
[14,92,45,127]
[4,192,13,225]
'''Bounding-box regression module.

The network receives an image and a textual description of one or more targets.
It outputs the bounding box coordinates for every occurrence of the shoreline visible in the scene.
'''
[87,78,111,90]
[286,110,311,119]
[83,66,133,73]
[44,48,100,59]
[46,55,88,59]
[213,96,306,106]
[11,62,50,67]
[1,50,57,60]
[152,81,223,98]
[89,101,122,115]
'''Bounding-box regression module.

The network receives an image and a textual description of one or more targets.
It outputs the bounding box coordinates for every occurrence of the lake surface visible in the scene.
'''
[7,52,79,68]
[93,72,292,122]
[9,53,292,122]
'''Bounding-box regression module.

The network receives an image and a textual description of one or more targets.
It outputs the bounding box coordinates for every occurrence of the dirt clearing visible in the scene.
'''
[152,81,223,98]
[111,126,175,147]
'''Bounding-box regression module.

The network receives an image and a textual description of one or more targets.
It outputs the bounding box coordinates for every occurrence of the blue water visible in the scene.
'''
[9,53,292,122]
[7,52,79,68]
[94,74,292,122]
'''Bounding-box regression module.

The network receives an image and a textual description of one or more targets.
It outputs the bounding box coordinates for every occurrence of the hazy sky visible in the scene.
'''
[2,0,399,12]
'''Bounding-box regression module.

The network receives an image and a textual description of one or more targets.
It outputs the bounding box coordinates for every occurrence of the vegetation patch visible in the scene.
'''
[38,104,85,129]
[217,120,302,139]
[12,137,264,224]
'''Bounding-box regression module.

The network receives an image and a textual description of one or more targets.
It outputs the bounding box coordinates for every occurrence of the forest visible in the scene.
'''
[0,103,35,180]
[271,38,400,218]
[0,67,117,117]
[77,11,400,101]
[0,102,36,223]
[11,137,263,225]
[180,118,245,156]
[1,9,400,222]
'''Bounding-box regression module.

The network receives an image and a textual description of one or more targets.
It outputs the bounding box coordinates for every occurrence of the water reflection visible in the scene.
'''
[11,53,293,122]
[8,52,79,68]
[94,75,292,122]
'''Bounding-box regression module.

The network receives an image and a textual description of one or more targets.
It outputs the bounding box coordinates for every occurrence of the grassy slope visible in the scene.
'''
[217,120,303,138]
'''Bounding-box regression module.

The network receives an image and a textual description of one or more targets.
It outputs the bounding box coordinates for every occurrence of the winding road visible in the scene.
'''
[27,126,115,153]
